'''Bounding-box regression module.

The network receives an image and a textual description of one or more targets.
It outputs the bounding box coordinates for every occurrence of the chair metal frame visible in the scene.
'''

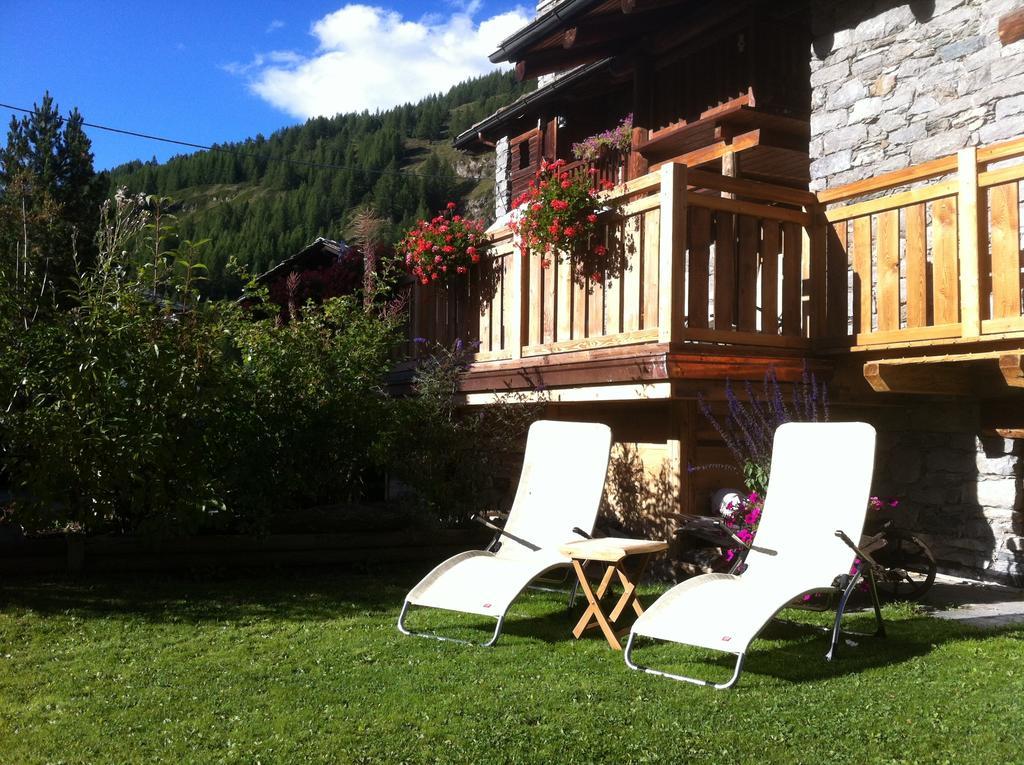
[623,527,888,689]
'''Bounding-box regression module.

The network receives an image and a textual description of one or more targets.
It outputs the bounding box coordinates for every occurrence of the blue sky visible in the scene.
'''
[1,1,529,170]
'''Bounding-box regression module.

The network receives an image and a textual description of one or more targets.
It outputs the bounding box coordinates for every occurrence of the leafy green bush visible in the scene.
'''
[0,192,400,535]
[378,339,542,526]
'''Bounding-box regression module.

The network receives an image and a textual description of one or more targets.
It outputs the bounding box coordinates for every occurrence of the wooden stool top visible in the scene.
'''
[560,537,668,563]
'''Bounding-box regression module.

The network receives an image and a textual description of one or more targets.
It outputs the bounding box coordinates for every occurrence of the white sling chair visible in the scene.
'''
[625,422,884,689]
[398,419,612,646]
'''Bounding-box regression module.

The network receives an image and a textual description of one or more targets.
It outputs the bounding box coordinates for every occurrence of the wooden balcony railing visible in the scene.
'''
[409,134,1024,368]
[409,162,819,361]
[819,136,1024,350]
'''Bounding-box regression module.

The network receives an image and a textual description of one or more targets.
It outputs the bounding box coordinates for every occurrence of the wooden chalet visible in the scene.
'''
[407,0,1024,580]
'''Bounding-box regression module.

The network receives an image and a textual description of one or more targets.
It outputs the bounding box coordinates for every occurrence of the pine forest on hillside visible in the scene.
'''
[108,71,531,296]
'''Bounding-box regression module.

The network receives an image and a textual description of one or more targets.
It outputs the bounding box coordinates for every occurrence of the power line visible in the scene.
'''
[0,101,486,182]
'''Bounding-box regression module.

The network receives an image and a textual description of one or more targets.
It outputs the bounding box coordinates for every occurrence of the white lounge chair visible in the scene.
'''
[398,419,612,646]
[625,421,884,689]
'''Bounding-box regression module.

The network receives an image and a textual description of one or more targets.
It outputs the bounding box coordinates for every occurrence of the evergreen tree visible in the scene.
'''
[0,92,107,312]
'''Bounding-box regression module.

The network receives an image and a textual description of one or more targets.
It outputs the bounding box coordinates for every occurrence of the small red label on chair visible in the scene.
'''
[483,603,492,609]
[721,635,732,642]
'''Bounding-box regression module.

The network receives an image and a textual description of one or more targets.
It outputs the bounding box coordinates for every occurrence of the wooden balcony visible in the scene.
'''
[817,136,1024,396]
[406,135,1024,402]
[408,162,823,401]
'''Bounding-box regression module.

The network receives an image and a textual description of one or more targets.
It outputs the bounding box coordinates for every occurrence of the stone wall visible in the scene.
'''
[809,0,1024,192]
[494,136,510,219]
[864,402,1024,585]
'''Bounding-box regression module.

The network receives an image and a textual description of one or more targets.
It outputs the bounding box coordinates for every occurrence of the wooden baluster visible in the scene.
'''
[509,244,525,359]
[604,225,622,336]
[543,257,556,344]
[761,220,781,335]
[781,222,802,336]
[905,204,927,328]
[714,210,736,330]
[477,264,490,352]
[687,207,711,329]
[932,197,960,325]
[529,247,543,345]
[876,209,900,331]
[642,207,661,330]
[989,181,1022,320]
[852,216,872,335]
[737,215,759,331]
[622,213,642,333]
[573,254,587,339]
[557,252,572,341]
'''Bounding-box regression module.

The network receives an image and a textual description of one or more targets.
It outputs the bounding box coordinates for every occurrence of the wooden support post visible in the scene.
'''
[628,127,649,181]
[957,147,981,338]
[658,163,687,344]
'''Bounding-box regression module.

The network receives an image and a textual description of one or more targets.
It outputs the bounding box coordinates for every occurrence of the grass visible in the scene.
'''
[2,565,1023,764]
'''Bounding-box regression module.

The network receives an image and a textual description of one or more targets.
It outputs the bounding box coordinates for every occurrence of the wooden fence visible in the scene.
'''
[820,136,1024,349]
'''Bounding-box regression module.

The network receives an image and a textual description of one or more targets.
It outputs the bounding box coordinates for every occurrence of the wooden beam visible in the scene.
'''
[999,353,1024,387]
[563,12,677,50]
[983,428,1024,439]
[686,168,817,207]
[863,361,973,396]
[998,8,1024,45]
[514,48,606,82]
[460,382,673,406]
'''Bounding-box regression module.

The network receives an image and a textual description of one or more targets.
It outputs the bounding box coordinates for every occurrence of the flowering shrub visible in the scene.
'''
[720,492,764,565]
[571,114,634,162]
[509,159,613,284]
[718,493,900,594]
[398,203,489,286]
[699,367,829,496]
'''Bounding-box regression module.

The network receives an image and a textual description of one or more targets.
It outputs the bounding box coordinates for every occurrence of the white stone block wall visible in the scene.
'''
[494,136,511,219]
[809,0,1024,192]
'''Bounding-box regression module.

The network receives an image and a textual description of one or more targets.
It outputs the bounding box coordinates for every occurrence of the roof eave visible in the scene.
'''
[489,0,601,63]
[452,59,613,150]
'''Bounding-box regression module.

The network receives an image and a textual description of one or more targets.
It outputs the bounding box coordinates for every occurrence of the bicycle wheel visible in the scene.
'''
[871,529,937,601]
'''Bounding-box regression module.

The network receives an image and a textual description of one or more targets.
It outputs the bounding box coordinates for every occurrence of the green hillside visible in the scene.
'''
[109,70,532,296]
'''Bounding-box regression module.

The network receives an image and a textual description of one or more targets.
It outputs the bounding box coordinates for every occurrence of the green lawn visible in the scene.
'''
[2,566,1022,764]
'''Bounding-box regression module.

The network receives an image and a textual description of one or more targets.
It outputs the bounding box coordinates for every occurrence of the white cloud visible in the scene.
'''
[266,19,286,33]
[229,3,530,119]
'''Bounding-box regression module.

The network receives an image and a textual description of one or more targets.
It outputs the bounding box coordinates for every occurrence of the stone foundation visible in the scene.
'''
[867,403,1024,585]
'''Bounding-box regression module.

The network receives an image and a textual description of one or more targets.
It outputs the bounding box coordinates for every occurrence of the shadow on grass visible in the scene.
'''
[0,563,434,624]
[626,610,1024,687]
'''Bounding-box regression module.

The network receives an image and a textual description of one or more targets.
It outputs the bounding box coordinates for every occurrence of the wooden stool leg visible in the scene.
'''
[609,553,652,621]
[571,561,623,650]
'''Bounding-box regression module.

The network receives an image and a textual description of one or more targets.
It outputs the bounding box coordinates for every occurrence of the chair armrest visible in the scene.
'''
[835,529,880,568]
